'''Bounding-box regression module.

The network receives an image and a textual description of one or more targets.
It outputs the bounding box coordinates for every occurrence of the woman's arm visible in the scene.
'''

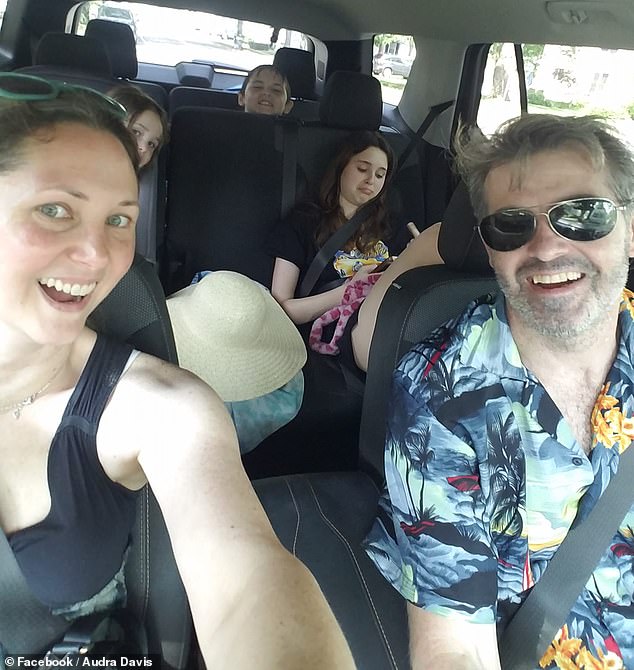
[270,257,347,325]
[104,356,354,669]
[352,222,443,371]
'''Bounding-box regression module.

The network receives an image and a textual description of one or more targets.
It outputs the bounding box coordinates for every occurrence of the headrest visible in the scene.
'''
[273,48,316,100]
[85,20,138,79]
[35,33,112,78]
[438,181,493,274]
[319,71,382,130]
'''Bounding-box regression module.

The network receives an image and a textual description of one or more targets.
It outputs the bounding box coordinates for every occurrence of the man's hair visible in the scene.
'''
[0,87,139,175]
[454,114,634,221]
[239,64,292,99]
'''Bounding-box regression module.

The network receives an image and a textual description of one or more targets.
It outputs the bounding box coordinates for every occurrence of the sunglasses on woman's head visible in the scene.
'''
[478,197,629,252]
[0,72,127,119]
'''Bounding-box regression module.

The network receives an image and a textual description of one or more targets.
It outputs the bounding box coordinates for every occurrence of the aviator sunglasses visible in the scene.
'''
[478,197,629,252]
[0,72,127,119]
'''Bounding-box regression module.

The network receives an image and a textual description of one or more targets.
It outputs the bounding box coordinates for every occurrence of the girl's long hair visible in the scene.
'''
[314,131,395,253]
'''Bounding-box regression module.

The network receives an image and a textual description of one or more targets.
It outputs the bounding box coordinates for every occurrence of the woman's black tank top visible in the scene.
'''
[8,336,139,609]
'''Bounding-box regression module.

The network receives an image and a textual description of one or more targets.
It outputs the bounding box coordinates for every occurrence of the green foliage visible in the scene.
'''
[527,89,583,111]
[522,43,545,68]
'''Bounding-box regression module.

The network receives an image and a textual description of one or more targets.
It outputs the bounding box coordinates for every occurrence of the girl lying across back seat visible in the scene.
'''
[0,72,354,669]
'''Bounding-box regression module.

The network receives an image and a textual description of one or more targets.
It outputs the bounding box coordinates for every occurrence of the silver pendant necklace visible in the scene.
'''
[0,366,63,419]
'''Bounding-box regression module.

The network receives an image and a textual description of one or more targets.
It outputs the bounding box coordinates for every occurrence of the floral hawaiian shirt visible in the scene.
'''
[364,289,634,670]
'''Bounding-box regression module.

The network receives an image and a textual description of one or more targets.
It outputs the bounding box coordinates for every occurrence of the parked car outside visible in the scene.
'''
[372,53,413,78]
[97,4,137,39]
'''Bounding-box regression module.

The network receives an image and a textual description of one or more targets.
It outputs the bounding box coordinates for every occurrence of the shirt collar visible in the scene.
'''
[459,289,634,383]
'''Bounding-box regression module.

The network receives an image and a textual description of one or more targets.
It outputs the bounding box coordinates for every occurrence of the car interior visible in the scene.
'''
[2,0,634,666]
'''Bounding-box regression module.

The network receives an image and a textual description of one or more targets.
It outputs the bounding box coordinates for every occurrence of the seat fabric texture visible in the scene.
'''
[253,186,498,669]
[87,255,191,669]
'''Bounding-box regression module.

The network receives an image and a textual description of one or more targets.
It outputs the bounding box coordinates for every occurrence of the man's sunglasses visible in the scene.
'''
[478,197,629,252]
[0,72,127,119]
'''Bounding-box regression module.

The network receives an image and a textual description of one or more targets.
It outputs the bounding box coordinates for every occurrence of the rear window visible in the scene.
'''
[75,2,312,71]
[373,33,416,106]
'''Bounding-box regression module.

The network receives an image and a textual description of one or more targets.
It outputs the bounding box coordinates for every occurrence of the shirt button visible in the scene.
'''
[572,457,583,466]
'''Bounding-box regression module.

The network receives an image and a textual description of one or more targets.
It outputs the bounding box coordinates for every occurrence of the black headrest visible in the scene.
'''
[35,33,112,78]
[85,20,138,79]
[273,48,316,100]
[319,71,382,130]
[438,181,493,274]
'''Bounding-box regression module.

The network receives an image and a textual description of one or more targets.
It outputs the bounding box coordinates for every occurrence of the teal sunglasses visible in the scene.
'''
[0,72,127,119]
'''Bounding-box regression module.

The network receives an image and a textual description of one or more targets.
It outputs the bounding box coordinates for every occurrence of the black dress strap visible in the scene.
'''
[0,336,135,654]
[61,336,134,429]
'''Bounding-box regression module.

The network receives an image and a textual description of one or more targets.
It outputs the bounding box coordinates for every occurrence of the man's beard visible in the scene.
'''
[496,250,630,344]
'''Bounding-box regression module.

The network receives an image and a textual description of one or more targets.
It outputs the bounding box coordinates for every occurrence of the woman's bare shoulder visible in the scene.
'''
[98,350,237,483]
[119,352,226,420]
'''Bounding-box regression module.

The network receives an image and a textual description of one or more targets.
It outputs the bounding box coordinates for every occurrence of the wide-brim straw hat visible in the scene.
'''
[166,271,306,402]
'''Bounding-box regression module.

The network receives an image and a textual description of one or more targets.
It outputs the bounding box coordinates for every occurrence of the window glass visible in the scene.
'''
[0,0,8,31]
[478,43,634,145]
[75,2,310,72]
[477,42,522,136]
[373,34,416,106]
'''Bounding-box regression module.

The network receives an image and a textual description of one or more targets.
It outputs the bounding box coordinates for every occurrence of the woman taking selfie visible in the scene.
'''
[0,73,353,669]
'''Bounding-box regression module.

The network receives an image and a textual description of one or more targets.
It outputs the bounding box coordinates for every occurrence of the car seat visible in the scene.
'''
[252,186,497,669]
[84,19,167,108]
[273,47,319,121]
[86,255,191,669]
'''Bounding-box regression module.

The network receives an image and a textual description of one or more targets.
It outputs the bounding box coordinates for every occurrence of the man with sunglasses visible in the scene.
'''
[364,114,634,669]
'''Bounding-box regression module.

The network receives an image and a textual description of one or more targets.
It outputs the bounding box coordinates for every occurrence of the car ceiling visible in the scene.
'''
[25,0,634,51]
[86,0,634,49]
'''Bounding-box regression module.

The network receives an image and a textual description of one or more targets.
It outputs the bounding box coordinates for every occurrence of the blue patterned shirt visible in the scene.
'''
[365,290,634,669]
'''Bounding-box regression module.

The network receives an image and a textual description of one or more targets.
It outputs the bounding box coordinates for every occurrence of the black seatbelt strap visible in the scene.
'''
[499,443,634,670]
[297,206,371,298]
[0,530,70,653]
[396,99,454,173]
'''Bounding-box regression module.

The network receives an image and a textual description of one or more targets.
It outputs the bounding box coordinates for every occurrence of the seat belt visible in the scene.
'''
[297,206,371,298]
[0,530,147,657]
[298,101,453,299]
[0,530,70,653]
[395,99,454,173]
[498,443,634,670]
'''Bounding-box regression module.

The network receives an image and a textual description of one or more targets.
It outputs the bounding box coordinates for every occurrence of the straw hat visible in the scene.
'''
[166,271,306,402]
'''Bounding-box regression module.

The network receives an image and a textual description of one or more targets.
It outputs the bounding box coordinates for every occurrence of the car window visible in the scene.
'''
[0,0,7,31]
[478,42,634,145]
[373,33,416,106]
[75,1,311,72]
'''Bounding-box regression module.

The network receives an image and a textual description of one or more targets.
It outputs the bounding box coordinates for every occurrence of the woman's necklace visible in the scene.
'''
[0,366,64,419]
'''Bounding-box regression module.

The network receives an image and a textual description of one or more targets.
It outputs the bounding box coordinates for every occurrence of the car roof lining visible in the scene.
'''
[50,0,634,49]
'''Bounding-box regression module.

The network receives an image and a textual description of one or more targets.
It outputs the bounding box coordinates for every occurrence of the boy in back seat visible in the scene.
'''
[238,65,294,116]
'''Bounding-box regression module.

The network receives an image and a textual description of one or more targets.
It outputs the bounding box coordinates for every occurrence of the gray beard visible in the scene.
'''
[496,252,630,347]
